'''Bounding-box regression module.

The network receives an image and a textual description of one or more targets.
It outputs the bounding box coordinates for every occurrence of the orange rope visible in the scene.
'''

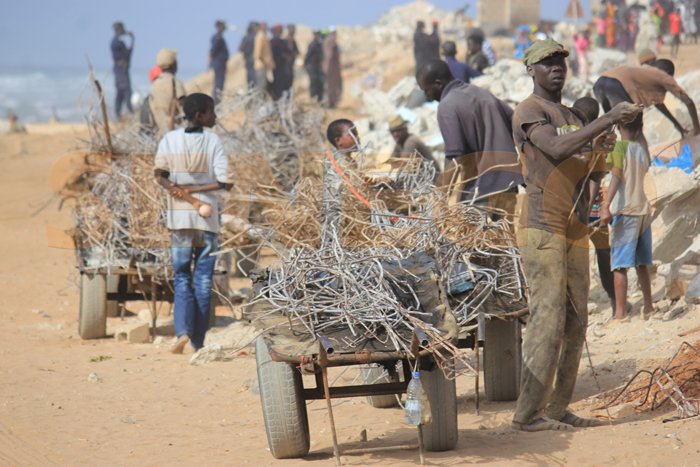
[324,150,371,207]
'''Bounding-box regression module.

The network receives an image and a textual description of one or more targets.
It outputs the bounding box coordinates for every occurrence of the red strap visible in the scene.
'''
[324,150,371,207]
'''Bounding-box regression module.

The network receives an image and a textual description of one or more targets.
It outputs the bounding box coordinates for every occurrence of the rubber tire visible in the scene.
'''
[255,337,310,459]
[105,274,120,317]
[421,365,458,452]
[483,318,522,402]
[361,365,400,408]
[79,273,107,339]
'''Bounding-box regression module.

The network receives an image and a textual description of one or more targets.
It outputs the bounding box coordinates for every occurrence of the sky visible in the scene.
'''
[0,0,590,74]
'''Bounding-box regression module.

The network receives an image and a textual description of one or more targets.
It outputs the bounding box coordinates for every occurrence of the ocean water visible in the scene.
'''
[0,66,197,123]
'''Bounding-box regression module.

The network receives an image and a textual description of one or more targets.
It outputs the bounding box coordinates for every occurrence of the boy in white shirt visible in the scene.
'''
[154,93,230,352]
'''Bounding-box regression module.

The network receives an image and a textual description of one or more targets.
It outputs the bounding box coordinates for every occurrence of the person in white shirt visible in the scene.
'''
[154,93,231,353]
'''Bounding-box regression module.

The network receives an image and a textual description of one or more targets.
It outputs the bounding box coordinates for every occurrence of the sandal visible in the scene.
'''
[559,411,605,428]
[512,417,573,432]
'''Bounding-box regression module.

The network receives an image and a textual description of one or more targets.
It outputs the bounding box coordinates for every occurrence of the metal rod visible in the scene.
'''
[318,334,335,355]
[93,79,114,159]
[417,425,425,465]
[341,444,419,455]
[320,346,342,466]
[414,328,429,347]
[475,332,481,415]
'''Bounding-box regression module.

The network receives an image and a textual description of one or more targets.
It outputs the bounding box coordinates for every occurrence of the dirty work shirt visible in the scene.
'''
[606,140,651,216]
[154,128,229,233]
[149,72,186,134]
[513,94,606,239]
[437,80,523,200]
[601,65,685,107]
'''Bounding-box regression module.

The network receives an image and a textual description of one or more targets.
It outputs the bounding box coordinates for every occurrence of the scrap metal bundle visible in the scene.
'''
[72,152,171,277]
[598,341,700,419]
[249,235,473,377]
[251,150,525,328]
[69,89,326,276]
[217,89,325,192]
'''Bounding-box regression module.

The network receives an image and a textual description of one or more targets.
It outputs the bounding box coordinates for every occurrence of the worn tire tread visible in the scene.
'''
[255,337,310,459]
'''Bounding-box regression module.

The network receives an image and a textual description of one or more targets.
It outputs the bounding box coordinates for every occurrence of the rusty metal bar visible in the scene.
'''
[341,444,419,455]
[318,334,335,355]
[319,345,342,466]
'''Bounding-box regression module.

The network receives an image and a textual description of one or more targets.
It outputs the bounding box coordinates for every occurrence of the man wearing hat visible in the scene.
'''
[388,115,440,180]
[637,47,656,66]
[209,20,229,105]
[511,38,640,431]
[149,48,186,134]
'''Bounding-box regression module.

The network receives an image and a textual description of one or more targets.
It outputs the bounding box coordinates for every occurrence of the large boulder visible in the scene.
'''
[471,59,531,105]
[687,273,700,305]
[678,70,700,107]
[649,167,700,263]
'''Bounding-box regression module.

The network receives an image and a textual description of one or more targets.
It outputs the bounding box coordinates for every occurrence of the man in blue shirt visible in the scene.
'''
[110,22,134,119]
[440,41,481,83]
[209,20,229,105]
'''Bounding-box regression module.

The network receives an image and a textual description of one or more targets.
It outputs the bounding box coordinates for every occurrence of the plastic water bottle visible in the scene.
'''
[404,371,423,425]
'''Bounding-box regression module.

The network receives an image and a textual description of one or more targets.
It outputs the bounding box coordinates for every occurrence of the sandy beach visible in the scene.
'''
[0,118,698,466]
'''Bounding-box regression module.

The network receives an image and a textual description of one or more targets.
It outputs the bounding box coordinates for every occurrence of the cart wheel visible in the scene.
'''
[255,336,310,459]
[483,318,522,402]
[105,274,120,317]
[361,364,400,408]
[79,273,107,339]
[421,364,458,451]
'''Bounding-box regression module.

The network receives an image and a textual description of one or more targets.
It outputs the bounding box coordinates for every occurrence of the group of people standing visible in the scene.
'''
[238,22,342,107]
[110,19,345,125]
[413,29,697,431]
[237,22,298,99]
[413,20,494,83]
[597,0,700,54]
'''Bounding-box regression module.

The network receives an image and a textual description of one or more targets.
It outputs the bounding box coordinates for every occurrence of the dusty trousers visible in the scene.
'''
[513,228,589,424]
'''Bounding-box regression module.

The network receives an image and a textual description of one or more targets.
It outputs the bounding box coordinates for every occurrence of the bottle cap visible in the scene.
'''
[412,371,420,378]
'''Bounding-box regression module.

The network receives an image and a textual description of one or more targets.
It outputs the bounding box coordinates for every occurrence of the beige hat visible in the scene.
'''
[156,48,177,68]
[388,115,408,131]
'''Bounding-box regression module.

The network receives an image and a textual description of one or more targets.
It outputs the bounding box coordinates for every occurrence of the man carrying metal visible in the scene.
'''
[511,39,640,431]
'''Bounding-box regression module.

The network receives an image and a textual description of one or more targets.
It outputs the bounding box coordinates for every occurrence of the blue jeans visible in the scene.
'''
[171,229,218,350]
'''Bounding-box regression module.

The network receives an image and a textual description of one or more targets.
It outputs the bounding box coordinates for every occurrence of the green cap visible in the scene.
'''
[523,38,569,65]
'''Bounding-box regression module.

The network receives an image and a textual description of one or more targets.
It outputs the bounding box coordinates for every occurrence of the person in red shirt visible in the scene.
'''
[669,8,682,57]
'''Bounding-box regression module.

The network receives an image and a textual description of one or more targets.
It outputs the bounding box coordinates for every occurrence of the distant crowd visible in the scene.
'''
[412,19,496,84]
[109,19,345,129]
